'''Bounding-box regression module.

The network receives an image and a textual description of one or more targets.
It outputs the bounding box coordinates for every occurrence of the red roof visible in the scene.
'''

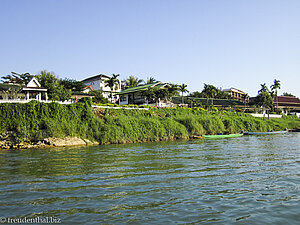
[274,96,300,104]
[84,85,94,91]
[274,96,300,107]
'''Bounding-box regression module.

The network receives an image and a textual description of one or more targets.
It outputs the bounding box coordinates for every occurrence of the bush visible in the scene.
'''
[0,101,101,143]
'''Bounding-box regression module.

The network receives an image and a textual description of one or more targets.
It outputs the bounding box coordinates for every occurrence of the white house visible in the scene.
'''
[21,77,48,101]
[81,74,121,103]
[0,77,47,101]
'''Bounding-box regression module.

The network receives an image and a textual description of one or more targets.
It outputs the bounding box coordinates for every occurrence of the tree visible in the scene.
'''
[104,74,120,102]
[258,83,269,94]
[90,90,109,104]
[1,72,34,84]
[37,70,71,101]
[270,79,281,95]
[123,76,144,89]
[216,90,232,99]
[189,91,204,98]
[0,88,24,100]
[255,83,274,117]
[60,78,85,92]
[270,79,281,110]
[59,88,72,102]
[178,84,189,104]
[142,87,156,105]
[202,84,217,105]
[154,88,169,103]
[166,84,180,99]
[209,86,217,105]
[282,92,295,97]
[241,93,249,110]
[146,77,156,84]
[190,85,231,100]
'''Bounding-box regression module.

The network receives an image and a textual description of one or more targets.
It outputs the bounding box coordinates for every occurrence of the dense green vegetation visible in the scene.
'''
[0,99,99,143]
[0,99,300,146]
[189,84,232,100]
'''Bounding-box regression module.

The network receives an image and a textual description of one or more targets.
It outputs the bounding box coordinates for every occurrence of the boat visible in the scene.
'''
[194,133,243,139]
[243,130,288,135]
[289,129,300,132]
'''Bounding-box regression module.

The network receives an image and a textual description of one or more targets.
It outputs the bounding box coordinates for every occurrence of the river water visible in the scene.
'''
[0,133,300,224]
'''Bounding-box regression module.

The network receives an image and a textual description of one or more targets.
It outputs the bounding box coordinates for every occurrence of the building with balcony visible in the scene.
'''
[81,74,121,103]
[222,88,248,102]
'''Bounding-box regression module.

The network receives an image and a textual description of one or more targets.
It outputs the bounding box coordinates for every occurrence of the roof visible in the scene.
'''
[83,85,94,90]
[21,87,47,92]
[118,82,162,95]
[155,83,169,89]
[21,77,47,92]
[26,77,41,88]
[275,96,300,104]
[223,87,246,94]
[81,74,111,82]
[250,96,300,108]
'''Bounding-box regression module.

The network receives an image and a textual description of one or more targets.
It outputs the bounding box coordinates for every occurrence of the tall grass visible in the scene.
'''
[0,101,299,145]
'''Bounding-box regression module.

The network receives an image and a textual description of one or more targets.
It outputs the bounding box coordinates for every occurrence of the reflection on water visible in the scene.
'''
[0,133,300,224]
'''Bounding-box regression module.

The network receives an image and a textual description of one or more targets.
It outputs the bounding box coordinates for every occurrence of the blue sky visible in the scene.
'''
[0,0,299,97]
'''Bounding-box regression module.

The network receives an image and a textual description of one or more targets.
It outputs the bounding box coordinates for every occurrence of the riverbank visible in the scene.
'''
[0,133,98,149]
[1,99,300,149]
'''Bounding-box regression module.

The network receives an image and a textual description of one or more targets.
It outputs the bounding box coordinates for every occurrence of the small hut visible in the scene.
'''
[21,78,48,101]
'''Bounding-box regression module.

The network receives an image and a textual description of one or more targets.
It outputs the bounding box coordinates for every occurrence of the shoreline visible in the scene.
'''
[1,101,300,150]
[1,131,299,150]
[0,135,100,150]
[0,133,189,150]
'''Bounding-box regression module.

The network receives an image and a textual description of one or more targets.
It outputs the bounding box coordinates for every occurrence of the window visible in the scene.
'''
[120,95,127,102]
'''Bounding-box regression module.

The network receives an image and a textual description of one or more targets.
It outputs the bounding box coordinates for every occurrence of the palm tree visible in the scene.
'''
[210,87,217,105]
[124,76,144,89]
[146,77,156,84]
[105,74,120,102]
[179,84,189,104]
[166,84,179,100]
[270,79,281,110]
[241,93,249,110]
[202,84,217,105]
[256,83,274,118]
[258,83,269,94]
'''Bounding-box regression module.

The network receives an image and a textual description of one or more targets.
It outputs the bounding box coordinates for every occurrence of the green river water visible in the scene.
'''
[0,133,300,224]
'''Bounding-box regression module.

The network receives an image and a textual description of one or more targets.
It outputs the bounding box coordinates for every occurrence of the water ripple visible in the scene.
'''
[0,133,300,224]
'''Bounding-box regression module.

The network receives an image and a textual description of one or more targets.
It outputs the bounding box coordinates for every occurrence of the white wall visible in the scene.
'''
[250,113,282,118]
[291,112,300,118]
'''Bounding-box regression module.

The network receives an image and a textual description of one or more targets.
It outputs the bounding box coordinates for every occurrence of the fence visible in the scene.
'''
[0,99,73,104]
[250,113,282,119]
[92,105,149,110]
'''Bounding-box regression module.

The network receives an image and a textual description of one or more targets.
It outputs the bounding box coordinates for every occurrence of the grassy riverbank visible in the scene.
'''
[0,99,300,147]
